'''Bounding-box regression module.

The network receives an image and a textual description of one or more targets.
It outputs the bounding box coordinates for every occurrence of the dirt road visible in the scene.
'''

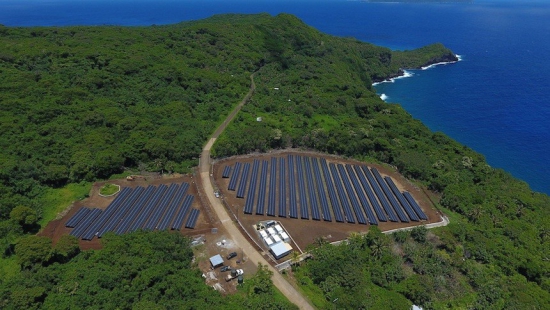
[199,74,315,310]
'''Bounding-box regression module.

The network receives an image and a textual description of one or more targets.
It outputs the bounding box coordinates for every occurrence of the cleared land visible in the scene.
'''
[39,175,213,250]
[213,150,441,251]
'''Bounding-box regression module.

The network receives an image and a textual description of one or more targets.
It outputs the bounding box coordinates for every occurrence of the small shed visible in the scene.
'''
[270,242,292,260]
[274,224,284,233]
[209,254,224,268]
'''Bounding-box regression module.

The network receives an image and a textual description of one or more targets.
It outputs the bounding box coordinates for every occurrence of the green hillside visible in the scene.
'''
[0,13,548,309]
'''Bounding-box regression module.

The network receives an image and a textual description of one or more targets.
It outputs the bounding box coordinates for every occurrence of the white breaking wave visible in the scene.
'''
[394,70,413,80]
[380,93,388,101]
[421,54,463,70]
[372,70,414,86]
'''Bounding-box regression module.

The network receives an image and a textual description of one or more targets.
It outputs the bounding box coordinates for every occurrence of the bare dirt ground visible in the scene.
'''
[212,149,442,252]
[39,149,441,269]
[39,173,213,250]
[194,232,258,294]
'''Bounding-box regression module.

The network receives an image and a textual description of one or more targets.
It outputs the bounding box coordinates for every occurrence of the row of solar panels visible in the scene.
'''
[66,183,201,240]
[223,155,427,223]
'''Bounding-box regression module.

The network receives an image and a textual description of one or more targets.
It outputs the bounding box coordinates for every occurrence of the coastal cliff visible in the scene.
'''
[372,43,458,83]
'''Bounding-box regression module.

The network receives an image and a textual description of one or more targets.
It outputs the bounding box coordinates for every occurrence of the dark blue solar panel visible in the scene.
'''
[304,157,320,220]
[70,208,102,239]
[222,166,231,178]
[371,168,409,223]
[244,160,259,214]
[157,183,189,230]
[128,184,168,232]
[81,187,135,240]
[312,157,332,222]
[296,156,309,220]
[236,163,251,198]
[288,155,298,219]
[228,162,242,191]
[172,195,194,230]
[278,157,287,218]
[267,157,277,217]
[337,164,365,224]
[115,185,157,234]
[403,192,428,220]
[65,207,91,228]
[345,164,379,225]
[99,186,145,237]
[362,166,399,222]
[80,187,132,239]
[320,158,344,222]
[255,160,268,215]
[185,209,200,229]
[143,183,180,230]
[384,177,419,222]
[353,166,387,222]
[330,163,355,223]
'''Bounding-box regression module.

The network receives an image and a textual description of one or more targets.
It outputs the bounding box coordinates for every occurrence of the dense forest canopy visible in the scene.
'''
[0,231,297,309]
[0,13,548,309]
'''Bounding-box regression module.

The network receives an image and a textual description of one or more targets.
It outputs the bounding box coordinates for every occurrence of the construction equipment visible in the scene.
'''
[126,175,145,181]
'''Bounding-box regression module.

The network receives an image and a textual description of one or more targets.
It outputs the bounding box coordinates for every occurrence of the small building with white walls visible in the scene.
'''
[270,242,292,260]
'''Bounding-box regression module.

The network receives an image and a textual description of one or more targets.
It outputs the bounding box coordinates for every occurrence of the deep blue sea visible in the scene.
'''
[1,0,549,195]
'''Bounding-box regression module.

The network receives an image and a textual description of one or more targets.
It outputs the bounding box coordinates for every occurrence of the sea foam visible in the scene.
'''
[380,93,388,101]
[372,70,413,86]
[421,54,463,70]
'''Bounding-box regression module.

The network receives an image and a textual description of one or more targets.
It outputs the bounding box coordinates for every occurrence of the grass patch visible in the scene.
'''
[99,183,119,196]
[312,114,339,131]
[108,171,132,180]
[39,182,92,228]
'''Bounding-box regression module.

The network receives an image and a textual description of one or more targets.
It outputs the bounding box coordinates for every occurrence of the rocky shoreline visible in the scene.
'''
[373,52,459,84]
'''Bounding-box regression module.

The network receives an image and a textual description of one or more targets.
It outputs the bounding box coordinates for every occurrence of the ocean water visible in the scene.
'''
[1,0,549,195]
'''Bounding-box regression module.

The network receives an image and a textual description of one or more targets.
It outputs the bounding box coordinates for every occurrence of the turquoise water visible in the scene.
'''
[1,0,549,194]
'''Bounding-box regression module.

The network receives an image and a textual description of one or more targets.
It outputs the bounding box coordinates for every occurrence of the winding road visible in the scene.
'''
[199,74,315,310]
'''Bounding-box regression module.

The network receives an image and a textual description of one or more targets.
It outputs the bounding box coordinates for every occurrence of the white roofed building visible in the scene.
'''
[270,242,292,260]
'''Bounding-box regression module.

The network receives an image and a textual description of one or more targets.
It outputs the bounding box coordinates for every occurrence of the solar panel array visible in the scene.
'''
[65,207,91,228]
[296,156,309,220]
[288,155,298,218]
[185,209,200,229]
[222,166,231,178]
[243,160,259,214]
[67,183,199,240]
[267,157,277,216]
[225,155,427,224]
[278,157,286,217]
